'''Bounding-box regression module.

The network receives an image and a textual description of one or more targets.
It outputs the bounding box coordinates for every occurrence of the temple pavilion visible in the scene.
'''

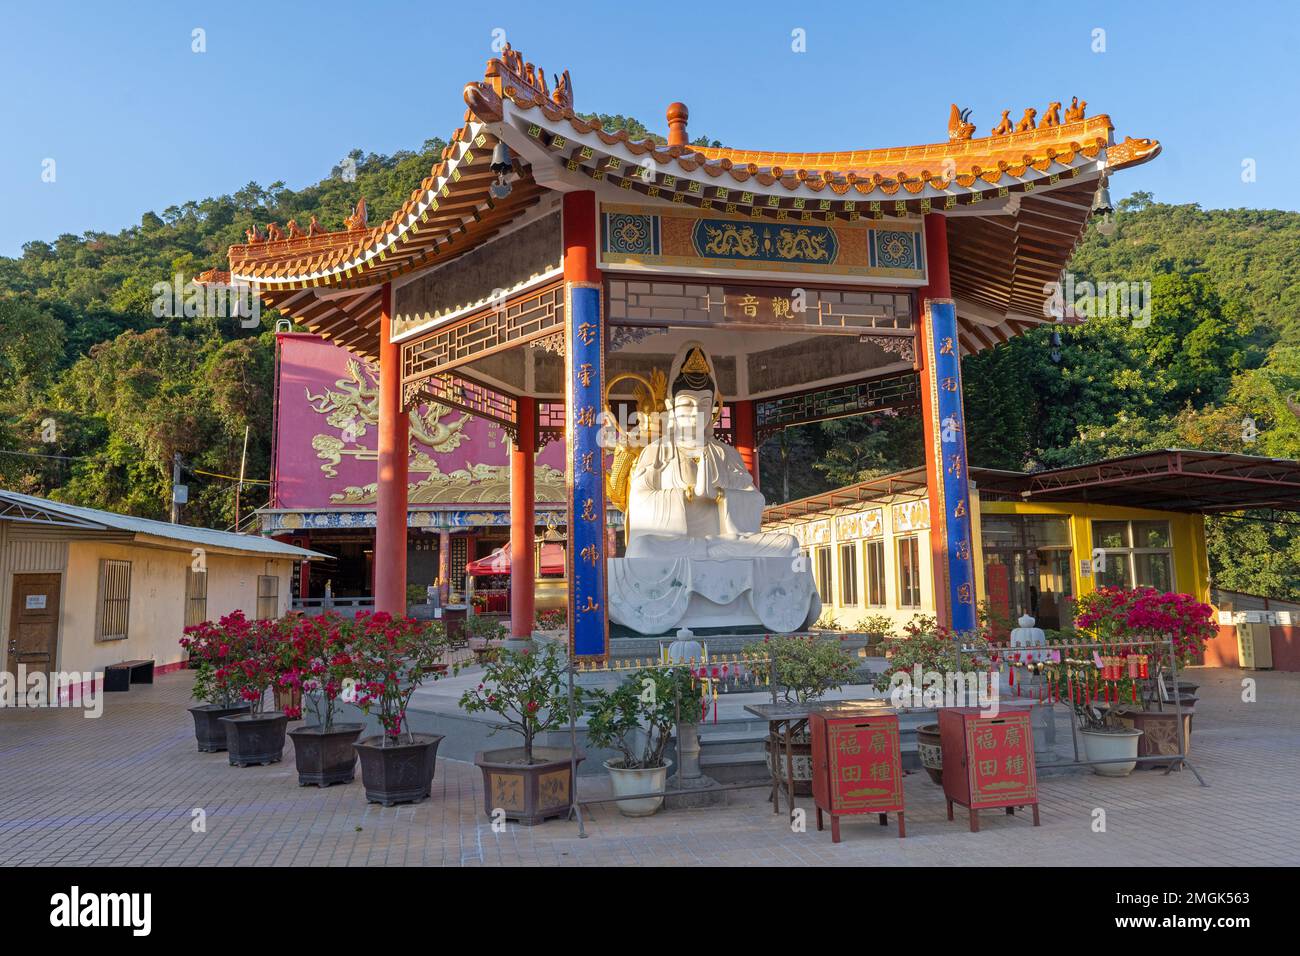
[203,45,1160,657]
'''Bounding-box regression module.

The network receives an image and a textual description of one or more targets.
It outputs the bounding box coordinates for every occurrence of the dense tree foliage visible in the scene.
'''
[1,144,1295,596]
[0,141,445,528]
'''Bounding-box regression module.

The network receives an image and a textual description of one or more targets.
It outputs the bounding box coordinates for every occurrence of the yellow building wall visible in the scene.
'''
[58,540,294,676]
[774,496,938,633]
[767,488,1208,636]
[978,500,1210,604]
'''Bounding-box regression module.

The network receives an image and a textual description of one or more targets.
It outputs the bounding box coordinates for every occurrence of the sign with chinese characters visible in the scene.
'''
[598,203,927,284]
[924,299,977,632]
[891,499,930,533]
[824,720,903,812]
[567,283,608,658]
[810,708,905,841]
[835,508,884,541]
[966,714,1037,806]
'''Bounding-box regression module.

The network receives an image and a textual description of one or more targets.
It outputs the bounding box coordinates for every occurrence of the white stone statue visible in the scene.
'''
[608,342,821,635]
[1009,613,1048,662]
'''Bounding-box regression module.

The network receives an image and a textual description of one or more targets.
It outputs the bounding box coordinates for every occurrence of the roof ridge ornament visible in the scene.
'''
[344,198,368,232]
[491,42,573,111]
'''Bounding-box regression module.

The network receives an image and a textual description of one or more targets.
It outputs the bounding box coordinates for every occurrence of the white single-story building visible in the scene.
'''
[0,490,323,690]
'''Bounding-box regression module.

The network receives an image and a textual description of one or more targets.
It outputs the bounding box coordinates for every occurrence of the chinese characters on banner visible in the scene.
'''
[926,299,977,632]
[567,285,608,657]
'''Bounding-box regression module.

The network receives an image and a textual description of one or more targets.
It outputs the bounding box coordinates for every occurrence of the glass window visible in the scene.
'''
[1095,552,1133,589]
[1091,519,1176,591]
[1092,521,1130,550]
[865,540,886,607]
[1134,552,1174,590]
[839,543,859,606]
[257,575,279,621]
[898,536,921,608]
[1132,520,1171,549]
[815,547,832,602]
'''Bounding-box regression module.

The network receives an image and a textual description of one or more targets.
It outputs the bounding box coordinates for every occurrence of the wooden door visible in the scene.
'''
[7,573,61,683]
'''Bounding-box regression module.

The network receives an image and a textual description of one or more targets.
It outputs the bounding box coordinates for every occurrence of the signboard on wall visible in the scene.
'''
[598,203,927,284]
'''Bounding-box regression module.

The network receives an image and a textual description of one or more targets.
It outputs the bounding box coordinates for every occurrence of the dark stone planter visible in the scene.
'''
[289,723,365,786]
[916,723,944,785]
[220,712,289,767]
[475,747,583,826]
[188,703,250,753]
[354,733,443,806]
[1113,709,1193,767]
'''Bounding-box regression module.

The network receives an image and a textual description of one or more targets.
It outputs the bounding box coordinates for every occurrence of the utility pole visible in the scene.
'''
[170,453,183,523]
[235,425,250,532]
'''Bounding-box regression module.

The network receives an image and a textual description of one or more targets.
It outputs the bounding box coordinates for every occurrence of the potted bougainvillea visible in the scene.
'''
[1068,586,1214,771]
[584,667,702,817]
[350,613,450,806]
[282,613,367,787]
[209,612,291,767]
[460,644,584,826]
[180,616,250,752]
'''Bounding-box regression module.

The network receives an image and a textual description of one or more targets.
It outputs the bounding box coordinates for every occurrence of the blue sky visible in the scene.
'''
[1,0,1296,257]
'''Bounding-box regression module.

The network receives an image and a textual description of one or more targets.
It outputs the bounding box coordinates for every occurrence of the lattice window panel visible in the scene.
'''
[403,281,564,380]
[756,370,921,437]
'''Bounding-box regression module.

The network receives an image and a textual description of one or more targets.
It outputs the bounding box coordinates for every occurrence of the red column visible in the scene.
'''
[510,398,537,637]
[732,399,760,488]
[375,283,409,615]
[917,212,953,627]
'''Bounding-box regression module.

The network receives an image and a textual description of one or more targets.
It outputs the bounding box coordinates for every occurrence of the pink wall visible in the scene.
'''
[274,334,563,510]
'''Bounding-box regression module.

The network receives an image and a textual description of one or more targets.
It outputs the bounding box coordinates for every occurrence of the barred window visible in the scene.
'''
[185,567,208,628]
[97,559,131,641]
[256,575,279,621]
[897,537,922,609]
[865,539,886,608]
[839,543,859,606]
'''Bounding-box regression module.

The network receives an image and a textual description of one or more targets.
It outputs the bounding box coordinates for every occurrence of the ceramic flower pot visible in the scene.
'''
[1080,727,1143,777]
[220,712,289,767]
[916,723,944,785]
[604,759,672,817]
[764,725,813,795]
[289,723,365,786]
[475,747,583,826]
[354,733,443,806]
[188,703,250,753]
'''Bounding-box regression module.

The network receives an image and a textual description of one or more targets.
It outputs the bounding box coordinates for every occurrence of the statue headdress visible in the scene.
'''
[668,342,717,397]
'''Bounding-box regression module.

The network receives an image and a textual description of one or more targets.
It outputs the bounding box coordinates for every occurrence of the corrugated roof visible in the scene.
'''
[0,489,327,559]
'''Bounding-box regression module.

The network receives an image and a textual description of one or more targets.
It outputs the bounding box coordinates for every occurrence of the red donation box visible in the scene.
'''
[810,707,904,842]
[939,707,1040,832]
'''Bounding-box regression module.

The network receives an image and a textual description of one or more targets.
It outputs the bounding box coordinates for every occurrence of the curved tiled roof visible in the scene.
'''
[211,44,1159,358]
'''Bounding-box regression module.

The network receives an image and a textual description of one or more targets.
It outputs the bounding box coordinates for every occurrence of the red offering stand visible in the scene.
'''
[940,707,1040,832]
[811,707,904,843]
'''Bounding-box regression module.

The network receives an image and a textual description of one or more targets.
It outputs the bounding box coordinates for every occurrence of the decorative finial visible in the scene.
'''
[666,102,689,147]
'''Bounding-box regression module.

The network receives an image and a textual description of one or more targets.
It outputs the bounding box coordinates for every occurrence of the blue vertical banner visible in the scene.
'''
[566,282,609,658]
[925,299,978,634]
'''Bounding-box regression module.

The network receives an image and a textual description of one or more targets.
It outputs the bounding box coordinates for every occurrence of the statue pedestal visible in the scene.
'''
[665,721,726,808]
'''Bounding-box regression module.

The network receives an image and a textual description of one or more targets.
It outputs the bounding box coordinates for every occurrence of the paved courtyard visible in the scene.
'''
[1,666,1296,866]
